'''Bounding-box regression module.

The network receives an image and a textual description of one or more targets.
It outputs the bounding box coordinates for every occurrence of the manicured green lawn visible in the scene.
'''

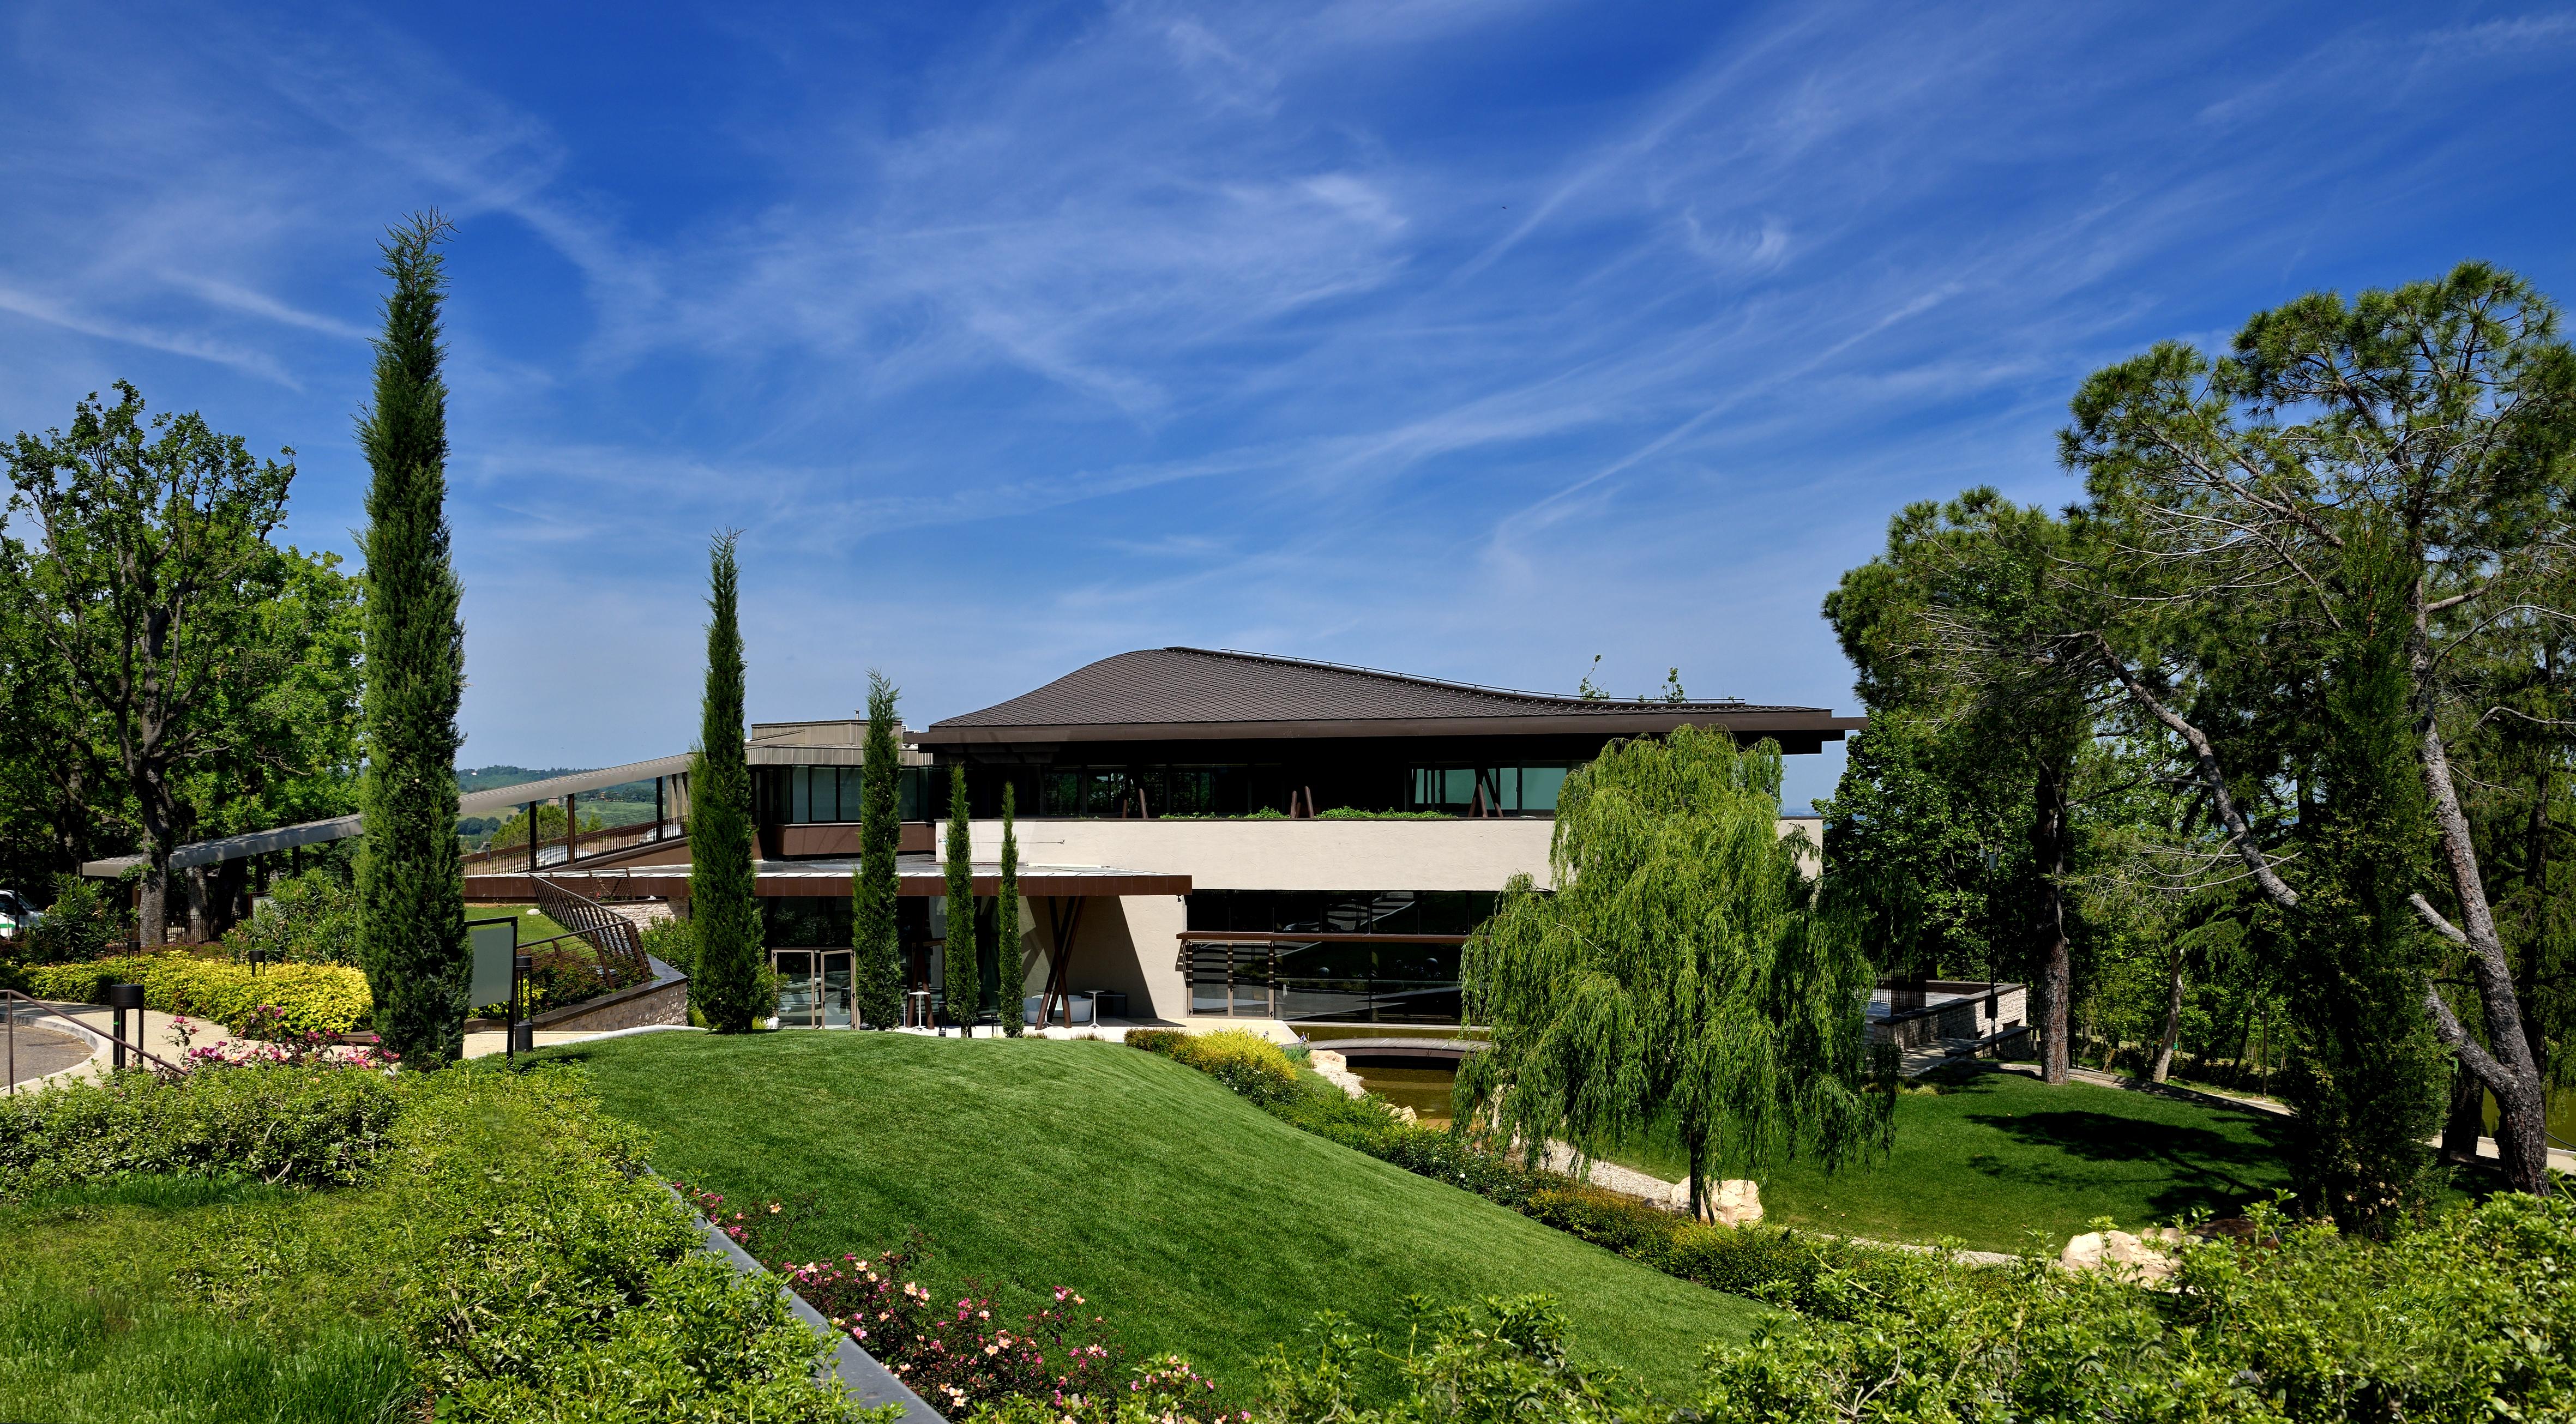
[0,1178,413,1424]
[551,1030,1767,1399]
[1607,1064,2300,1253]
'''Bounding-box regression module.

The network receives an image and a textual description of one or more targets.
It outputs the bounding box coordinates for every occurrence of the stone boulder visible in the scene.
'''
[2059,1227,2182,1282]
[1707,1178,1764,1227]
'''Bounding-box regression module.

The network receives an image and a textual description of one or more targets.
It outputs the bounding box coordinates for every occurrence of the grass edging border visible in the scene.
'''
[659,1179,947,1423]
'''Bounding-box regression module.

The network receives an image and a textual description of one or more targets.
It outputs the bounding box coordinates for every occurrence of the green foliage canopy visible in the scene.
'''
[1457,728,1889,1217]
[354,214,468,1066]
[943,764,979,1027]
[689,530,761,1033]
[854,671,904,1029]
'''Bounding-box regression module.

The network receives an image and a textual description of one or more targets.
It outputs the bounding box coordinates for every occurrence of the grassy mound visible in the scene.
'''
[554,1030,1767,1398]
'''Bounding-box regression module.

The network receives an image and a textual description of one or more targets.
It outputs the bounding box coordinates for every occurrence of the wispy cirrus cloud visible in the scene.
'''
[0,0,2568,796]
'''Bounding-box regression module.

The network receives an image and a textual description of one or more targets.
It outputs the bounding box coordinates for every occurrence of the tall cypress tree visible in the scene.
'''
[355,214,467,1067]
[997,783,1024,1037]
[690,531,761,1032]
[942,765,979,1031]
[854,671,904,1028]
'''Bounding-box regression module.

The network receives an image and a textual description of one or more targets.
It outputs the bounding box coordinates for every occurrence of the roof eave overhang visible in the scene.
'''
[916,713,1864,747]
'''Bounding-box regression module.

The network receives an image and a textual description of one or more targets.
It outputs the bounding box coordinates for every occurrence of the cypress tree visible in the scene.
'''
[354,213,467,1067]
[854,671,904,1028]
[690,531,761,1032]
[998,783,1024,1037]
[942,765,979,1031]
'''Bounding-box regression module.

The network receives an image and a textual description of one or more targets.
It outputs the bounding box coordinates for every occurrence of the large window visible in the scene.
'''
[757,765,931,823]
[1182,889,1499,1024]
[1406,764,1573,815]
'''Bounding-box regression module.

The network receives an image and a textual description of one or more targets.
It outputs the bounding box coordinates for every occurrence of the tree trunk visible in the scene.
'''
[2441,1061,2488,1164]
[184,864,215,944]
[2412,689,2553,1195]
[2034,761,2073,1085]
[1684,1125,1708,1223]
[2148,946,2187,1083]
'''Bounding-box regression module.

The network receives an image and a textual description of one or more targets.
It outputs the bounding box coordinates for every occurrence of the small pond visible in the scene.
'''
[1295,1025,1482,1126]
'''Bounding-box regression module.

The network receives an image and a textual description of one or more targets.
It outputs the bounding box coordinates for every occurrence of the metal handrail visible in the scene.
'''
[3,988,189,1091]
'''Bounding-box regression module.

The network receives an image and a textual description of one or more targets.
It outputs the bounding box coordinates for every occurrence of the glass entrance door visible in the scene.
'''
[772,950,856,1028]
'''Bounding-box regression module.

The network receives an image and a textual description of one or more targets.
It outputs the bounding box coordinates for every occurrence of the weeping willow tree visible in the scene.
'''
[1455,727,1891,1218]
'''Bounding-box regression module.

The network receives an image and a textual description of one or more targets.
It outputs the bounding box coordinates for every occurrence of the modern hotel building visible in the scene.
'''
[100,648,1862,1030]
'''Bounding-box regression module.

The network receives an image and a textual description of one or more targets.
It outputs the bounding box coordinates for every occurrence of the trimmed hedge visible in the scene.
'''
[26,952,371,1036]
[0,1062,402,1191]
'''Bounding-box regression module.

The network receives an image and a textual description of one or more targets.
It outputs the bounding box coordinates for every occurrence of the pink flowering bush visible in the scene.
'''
[168,1013,399,1072]
[675,1183,1161,1419]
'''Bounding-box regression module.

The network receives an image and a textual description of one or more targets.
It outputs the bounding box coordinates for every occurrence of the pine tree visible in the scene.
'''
[354,214,468,1067]
[942,765,979,1031]
[854,671,905,1028]
[690,531,761,1032]
[998,783,1024,1037]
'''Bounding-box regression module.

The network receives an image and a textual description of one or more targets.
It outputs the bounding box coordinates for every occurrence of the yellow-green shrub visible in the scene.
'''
[26,953,371,1036]
[1166,1028,1301,1105]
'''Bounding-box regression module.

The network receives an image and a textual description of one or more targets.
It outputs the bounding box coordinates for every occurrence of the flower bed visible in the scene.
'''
[676,1182,1236,1422]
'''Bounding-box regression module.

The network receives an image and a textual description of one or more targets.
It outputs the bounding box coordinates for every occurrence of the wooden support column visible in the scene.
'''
[654,777,666,840]
[525,802,539,874]
[563,794,579,867]
[1038,896,1089,1028]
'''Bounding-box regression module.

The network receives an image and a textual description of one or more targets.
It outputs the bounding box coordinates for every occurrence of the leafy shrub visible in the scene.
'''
[22,872,128,963]
[641,914,697,977]
[1522,1186,1901,1312]
[1130,1028,1301,1105]
[382,1069,891,1422]
[25,952,371,1036]
[220,868,358,966]
[1685,1194,2576,1423]
[0,1061,402,1192]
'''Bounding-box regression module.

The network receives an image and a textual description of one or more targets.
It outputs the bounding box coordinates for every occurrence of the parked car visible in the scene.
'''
[0,888,38,937]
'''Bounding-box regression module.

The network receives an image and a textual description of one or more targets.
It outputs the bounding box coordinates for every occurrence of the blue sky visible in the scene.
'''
[4,2,2573,810]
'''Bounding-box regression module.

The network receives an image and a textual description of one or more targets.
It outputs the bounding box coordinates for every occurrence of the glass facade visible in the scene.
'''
[1405,764,1574,814]
[1181,889,1500,1024]
[961,761,1576,818]
[756,765,933,824]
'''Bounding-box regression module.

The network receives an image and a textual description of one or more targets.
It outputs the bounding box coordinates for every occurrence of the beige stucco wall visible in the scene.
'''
[968,818,1556,891]
[976,814,1825,1022]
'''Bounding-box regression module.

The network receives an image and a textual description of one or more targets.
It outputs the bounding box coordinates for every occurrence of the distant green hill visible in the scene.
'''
[456,765,586,793]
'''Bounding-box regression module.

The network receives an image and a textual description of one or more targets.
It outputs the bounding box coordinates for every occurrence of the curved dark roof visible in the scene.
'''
[918,647,1861,746]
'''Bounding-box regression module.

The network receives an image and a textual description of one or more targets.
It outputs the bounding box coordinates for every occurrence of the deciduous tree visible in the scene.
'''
[4,384,307,943]
[1457,727,1889,1219]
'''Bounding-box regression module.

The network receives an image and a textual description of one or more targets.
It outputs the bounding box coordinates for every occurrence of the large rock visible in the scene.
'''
[1707,1178,1764,1226]
[2059,1227,2182,1282]
[1307,1049,1370,1100]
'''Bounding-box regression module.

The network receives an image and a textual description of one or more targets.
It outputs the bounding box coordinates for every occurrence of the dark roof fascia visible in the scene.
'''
[916,711,1864,747]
